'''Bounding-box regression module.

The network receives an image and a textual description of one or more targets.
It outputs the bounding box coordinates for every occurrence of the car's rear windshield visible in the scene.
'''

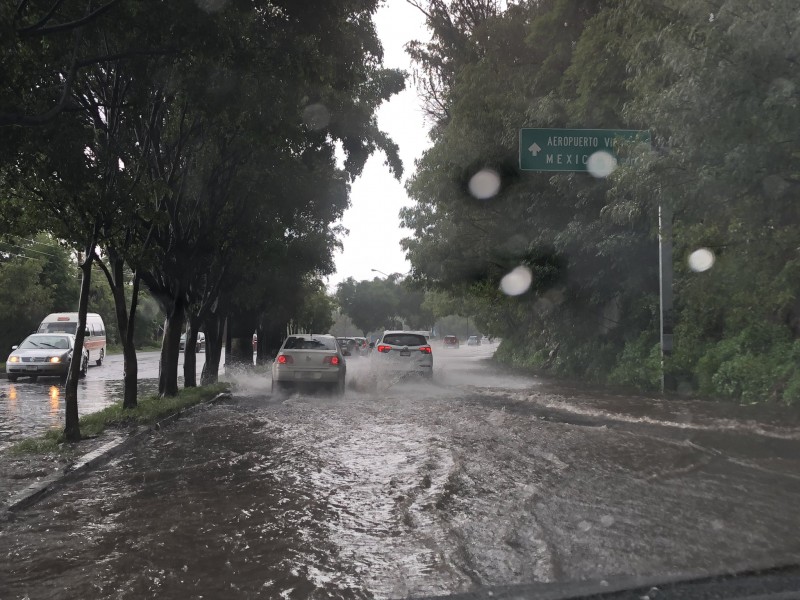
[382,334,428,347]
[283,337,337,351]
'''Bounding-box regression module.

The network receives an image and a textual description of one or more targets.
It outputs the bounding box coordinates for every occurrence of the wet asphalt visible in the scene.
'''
[1,345,799,599]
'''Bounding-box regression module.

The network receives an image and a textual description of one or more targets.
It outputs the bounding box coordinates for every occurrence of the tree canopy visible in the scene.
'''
[402,0,800,403]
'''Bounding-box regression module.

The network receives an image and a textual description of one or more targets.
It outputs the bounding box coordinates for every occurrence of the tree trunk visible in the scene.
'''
[262,322,286,359]
[201,311,225,385]
[183,313,201,388]
[159,298,185,396]
[102,256,140,409]
[64,251,94,441]
[226,313,256,367]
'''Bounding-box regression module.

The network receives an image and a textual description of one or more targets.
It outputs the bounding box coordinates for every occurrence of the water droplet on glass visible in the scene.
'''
[577,520,592,532]
[711,519,724,531]
[302,103,330,130]
[468,169,501,199]
[600,515,615,527]
[587,151,617,178]
[688,248,715,272]
[196,0,227,12]
[500,266,532,296]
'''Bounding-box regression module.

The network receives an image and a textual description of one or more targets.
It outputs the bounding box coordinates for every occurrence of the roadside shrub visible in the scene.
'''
[608,332,661,391]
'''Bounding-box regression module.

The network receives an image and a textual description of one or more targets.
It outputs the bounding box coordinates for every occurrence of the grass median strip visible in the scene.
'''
[10,383,230,456]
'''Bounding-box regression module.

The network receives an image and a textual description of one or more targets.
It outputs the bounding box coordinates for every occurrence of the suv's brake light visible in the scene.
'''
[420,346,432,354]
[277,354,293,364]
[377,344,392,353]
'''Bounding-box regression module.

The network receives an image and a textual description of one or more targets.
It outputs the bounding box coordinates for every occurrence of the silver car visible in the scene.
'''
[271,334,346,395]
[5,333,89,382]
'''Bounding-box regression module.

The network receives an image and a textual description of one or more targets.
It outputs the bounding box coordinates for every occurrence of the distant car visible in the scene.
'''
[443,335,459,349]
[370,330,433,380]
[179,332,205,352]
[353,336,369,356]
[5,333,89,382]
[467,335,481,346]
[336,337,357,356]
[272,334,346,395]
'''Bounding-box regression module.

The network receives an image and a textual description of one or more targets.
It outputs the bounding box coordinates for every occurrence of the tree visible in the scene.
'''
[0,255,53,354]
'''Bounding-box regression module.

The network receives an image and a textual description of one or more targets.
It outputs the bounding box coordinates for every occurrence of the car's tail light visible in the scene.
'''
[324,356,340,365]
[420,346,432,354]
[377,345,392,353]
[277,354,293,364]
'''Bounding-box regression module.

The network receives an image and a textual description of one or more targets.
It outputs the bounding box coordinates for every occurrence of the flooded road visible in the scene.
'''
[0,351,212,451]
[2,345,800,599]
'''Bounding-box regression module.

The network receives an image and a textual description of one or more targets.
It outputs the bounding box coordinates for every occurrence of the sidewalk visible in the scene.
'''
[0,391,231,517]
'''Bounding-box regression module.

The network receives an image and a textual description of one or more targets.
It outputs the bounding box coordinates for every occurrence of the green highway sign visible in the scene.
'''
[519,128,651,172]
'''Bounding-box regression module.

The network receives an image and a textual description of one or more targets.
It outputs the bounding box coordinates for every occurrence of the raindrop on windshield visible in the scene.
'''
[468,169,501,199]
[302,103,330,130]
[688,248,715,272]
[196,0,227,12]
[586,151,617,178]
[600,515,615,527]
[500,266,532,296]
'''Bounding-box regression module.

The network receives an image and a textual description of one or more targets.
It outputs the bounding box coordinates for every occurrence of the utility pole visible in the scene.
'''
[659,204,675,392]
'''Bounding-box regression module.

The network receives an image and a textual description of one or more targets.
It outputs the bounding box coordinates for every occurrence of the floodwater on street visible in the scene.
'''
[0,350,214,452]
[2,345,800,599]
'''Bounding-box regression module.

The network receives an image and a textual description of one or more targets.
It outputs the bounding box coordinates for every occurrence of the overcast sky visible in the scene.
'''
[326,1,430,289]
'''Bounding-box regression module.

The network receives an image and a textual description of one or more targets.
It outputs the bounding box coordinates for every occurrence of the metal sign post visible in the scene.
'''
[659,203,675,392]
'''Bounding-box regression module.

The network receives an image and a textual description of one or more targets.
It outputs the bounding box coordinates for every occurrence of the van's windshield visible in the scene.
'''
[39,322,77,334]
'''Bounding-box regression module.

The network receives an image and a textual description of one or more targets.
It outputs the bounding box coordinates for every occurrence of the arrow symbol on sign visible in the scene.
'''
[528,142,541,156]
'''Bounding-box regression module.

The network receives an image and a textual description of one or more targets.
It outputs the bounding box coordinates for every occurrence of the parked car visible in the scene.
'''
[369,330,433,380]
[179,332,206,352]
[37,312,107,366]
[272,334,346,395]
[467,335,481,346]
[5,333,89,382]
[443,335,460,349]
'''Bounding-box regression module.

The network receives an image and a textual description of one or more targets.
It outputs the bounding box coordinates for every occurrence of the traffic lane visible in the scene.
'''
[3,355,800,598]
[0,351,210,452]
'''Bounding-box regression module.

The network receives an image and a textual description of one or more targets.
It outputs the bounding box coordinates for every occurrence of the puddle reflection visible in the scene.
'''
[0,378,159,452]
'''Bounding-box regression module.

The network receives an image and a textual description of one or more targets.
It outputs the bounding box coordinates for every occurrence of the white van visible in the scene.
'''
[37,312,107,366]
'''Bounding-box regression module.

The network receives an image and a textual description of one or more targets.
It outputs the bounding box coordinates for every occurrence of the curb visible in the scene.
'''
[1,391,232,519]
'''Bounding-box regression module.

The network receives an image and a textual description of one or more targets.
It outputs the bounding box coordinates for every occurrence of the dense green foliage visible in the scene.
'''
[336,276,434,335]
[403,0,800,404]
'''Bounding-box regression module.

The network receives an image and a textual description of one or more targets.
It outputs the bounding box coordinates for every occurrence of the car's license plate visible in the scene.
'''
[26,366,38,371]
[400,350,410,356]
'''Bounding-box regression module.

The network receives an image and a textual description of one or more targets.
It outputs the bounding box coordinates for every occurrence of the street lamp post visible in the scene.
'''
[370,268,390,277]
